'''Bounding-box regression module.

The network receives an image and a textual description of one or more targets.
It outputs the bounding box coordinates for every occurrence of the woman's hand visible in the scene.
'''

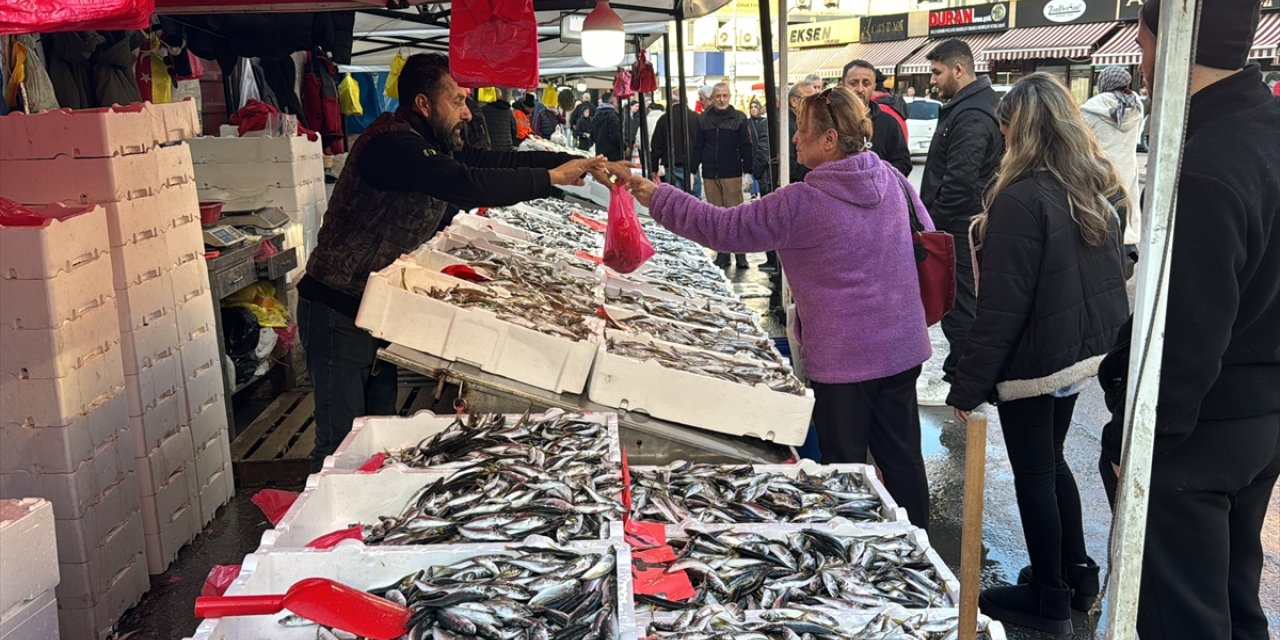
[550,156,607,186]
[627,175,658,207]
[952,408,970,425]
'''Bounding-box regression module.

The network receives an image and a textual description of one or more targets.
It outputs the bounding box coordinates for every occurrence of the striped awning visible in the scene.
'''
[898,32,1003,75]
[1251,12,1280,61]
[842,37,930,75]
[784,43,859,81]
[1092,23,1140,67]
[983,22,1118,61]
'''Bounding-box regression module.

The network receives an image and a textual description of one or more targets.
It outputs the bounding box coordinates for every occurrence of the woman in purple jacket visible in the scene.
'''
[621,87,935,528]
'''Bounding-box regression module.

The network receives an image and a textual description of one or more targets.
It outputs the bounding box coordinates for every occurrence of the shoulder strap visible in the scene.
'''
[896,173,924,233]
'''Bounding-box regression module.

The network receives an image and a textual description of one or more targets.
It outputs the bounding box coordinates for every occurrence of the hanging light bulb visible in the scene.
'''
[580,0,625,68]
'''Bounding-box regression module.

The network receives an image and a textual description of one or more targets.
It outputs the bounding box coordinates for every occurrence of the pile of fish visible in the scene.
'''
[484,207,601,247]
[616,316,784,366]
[381,410,614,469]
[646,606,993,640]
[636,528,952,611]
[294,542,621,640]
[607,290,758,335]
[364,461,624,545]
[631,463,888,524]
[607,336,806,395]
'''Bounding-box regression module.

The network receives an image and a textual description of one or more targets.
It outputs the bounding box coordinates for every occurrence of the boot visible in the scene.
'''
[979,582,1073,636]
[1017,559,1100,612]
[735,254,749,269]
[714,253,731,268]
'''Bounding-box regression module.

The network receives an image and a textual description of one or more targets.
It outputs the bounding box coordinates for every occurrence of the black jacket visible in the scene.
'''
[947,173,1129,411]
[651,105,698,170]
[920,76,1003,231]
[591,104,625,161]
[531,103,558,139]
[747,116,772,192]
[868,101,913,177]
[788,114,809,183]
[693,105,752,180]
[480,101,518,152]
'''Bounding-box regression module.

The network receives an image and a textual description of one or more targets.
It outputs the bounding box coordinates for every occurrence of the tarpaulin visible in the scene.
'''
[0,0,153,35]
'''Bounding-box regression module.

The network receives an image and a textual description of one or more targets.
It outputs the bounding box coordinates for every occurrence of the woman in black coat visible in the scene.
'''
[946,74,1129,636]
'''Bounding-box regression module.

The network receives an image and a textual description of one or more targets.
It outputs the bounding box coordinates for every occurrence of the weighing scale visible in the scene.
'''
[203,224,251,248]
[220,207,291,233]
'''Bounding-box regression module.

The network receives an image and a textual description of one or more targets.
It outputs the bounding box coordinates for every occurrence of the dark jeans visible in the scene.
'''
[997,394,1088,589]
[1130,411,1280,640]
[667,166,702,198]
[940,218,976,381]
[811,365,930,529]
[297,298,398,472]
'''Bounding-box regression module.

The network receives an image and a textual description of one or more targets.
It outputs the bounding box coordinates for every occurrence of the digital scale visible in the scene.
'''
[203,224,251,248]
[220,207,291,233]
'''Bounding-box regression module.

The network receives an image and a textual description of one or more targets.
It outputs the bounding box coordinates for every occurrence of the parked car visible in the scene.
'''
[906,98,941,157]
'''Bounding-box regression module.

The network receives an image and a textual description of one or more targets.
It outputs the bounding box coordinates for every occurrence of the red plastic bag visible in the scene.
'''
[603,182,655,274]
[449,0,539,89]
[201,565,242,598]
[0,0,152,35]
[612,69,634,99]
[306,525,364,549]
[631,51,657,94]
[250,489,299,526]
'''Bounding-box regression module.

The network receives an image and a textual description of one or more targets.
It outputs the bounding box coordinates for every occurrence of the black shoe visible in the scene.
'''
[980,583,1073,635]
[714,254,731,268]
[1017,559,1100,612]
[735,254,749,269]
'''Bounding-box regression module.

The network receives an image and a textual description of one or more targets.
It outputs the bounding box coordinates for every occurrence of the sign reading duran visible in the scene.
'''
[1019,0,1116,27]
[861,13,908,43]
[928,2,1009,37]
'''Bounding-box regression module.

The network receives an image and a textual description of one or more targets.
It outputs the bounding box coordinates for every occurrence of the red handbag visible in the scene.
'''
[631,50,657,93]
[896,175,955,326]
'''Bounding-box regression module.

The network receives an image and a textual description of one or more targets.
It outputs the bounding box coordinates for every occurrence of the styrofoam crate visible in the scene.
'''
[0,297,119,379]
[191,540,636,640]
[182,356,225,421]
[109,226,171,290]
[195,155,325,191]
[153,101,202,143]
[55,549,148,640]
[188,395,228,453]
[167,213,204,254]
[641,606,1006,640]
[0,346,125,428]
[195,178,326,215]
[0,142,195,205]
[0,105,155,160]
[195,463,234,527]
[587,334,813,447]
[0,430,132,522]
[125,388,183,458]
[133,426,194,496]
[0,588,58,640]
[324,409,621,472]
[123,348,181,417]
[357,261,602,394]
[115,268,174,333]
[0,498,59,618]
[101,181,200,248]
[193,431,231,492]
[175,295,218,347]
[0,262,113,330]
[50,475,139,567]
[54,510,144,609]
[189,134,322,165]
[119,308,180,376]
[140,470,199,575]
[178,323,219,379]
[0,203,108,280]
[0,391,127,475]
[170,254,209,306]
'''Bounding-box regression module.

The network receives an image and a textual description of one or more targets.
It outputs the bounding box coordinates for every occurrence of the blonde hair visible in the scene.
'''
[974,73,1128,248]
[798,86,874,158]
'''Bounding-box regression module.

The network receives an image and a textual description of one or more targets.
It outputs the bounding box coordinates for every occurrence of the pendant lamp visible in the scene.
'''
[581,0,625,68]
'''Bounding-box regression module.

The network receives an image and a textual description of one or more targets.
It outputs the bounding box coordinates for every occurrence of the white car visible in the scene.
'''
[906,98,942,157]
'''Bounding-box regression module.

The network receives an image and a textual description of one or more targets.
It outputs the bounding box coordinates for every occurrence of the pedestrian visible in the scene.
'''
[623,101,641,157]
[463,94,491,151]
[746,98,779,272]
[946,73,1130,636]
[513,96,533,142]
[572,104,593,152]
[696,84,715,113]
[918,38,1005,405]
[635,102,663,153]
[479,88,518,151]
[297,53,608,471]
[591,91,625,162]
[618,86,934,529]
[906,86,917,102]
[529,94,558,139]
[787,81,818,183]
[804,73,824,91]
[569,92,593,149]
[1100,2,1280,639]
[1081,67,1143,264]
[692,82,755,269]
[841,59,913,176]
[650,94,699,194]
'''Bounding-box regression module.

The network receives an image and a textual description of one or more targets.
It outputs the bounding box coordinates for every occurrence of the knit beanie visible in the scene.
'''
[1141,0,1261,70]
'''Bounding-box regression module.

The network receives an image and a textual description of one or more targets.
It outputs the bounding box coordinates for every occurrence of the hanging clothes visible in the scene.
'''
[15,35,59,113]
[135,35,173,103]
[91,31,145,107]
[233,57,260,110]
[301,52,344,154]
[261,57,304,118]
[42,31,101,109]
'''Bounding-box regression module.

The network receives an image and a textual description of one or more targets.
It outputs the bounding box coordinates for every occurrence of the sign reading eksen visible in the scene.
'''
[928,2,1009,37]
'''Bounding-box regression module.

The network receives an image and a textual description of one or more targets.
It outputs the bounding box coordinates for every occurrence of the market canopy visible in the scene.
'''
[982,22,1118,62]
[1092,23,1140,66]
[785,44,857,81]
[898,32,1001,75]
[1250,12,1280,62]
[845,36,927,75]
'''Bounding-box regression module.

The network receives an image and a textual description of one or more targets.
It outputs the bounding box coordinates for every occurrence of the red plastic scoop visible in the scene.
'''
[194,577,412,640]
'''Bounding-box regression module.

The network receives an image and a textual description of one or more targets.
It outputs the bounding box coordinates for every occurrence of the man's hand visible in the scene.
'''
[550,156,607,186]
[953,408,970,425]
[589,160,638,186]
[626,175,659,207]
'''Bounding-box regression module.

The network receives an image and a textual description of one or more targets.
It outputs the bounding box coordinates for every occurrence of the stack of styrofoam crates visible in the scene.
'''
[189,132,327,283]
[0,498,60,639]
[0,202,149,640]
[0,102,233,579]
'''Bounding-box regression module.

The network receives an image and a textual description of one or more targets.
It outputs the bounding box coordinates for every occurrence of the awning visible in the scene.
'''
[1092,23,1140,67]
[846,36,929,75]
[898,32,1002,75]
[1251,12,1280,62]
[784,44,857,81]
[983,22,1118,61]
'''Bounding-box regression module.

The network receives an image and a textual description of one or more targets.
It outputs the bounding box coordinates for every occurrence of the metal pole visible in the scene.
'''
[662,32,676,183]
[758,0,779,189]
[1098,1,1199,638]
[777,0,790,188]
[675,5,693,193]
[731,0,739,88]
[637,38,652,178]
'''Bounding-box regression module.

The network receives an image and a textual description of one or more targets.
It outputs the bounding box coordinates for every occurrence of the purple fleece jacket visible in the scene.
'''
[648,152,934,384]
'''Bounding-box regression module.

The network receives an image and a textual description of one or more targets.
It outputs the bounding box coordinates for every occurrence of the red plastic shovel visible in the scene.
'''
[194,577,412,640]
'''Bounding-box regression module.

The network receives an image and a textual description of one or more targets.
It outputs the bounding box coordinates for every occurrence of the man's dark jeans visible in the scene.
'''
[298,298,398,472]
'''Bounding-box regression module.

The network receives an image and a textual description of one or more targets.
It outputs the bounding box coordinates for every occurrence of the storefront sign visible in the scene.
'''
[928,2,1009,37]
[1019,0,1116,27]
[1263,0,1279,11]
[861,13,908,43]
[1117,0,1142,20]
[787,17,860,48]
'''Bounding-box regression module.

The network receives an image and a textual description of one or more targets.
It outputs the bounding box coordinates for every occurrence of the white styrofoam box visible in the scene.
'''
[182,356,225,421]
[0,102,197,161]
[167,212,204,254]
[101,181,200,248]
[191,540,636,640]
[193,430,231,493]
[140,469,199,574]
[0,203,108,280]
[0,261,113,330]
[55,549,147,640]
[123,348,181,417]
[109,226,171,290]
[115,268,174,334]
[194,155,325,191]
[0,430,132,522]
[324,409,621,472]
[195,178,326,215]
[587,333,813,447]
[195,463,234,526]
[357,261,602,394]
[178,323,219,380]
[0,391,127,475]
[154,100,202,143]
[0,346,125,428]
[0,589,58,640]
[0,297,119,379]
[119,308,179,376]
[189,134,322,165]
[175,295,218,348]
[50,470,139,566]
[188,395,229,455]
[126,387,183,459]
[0,498,58,618]
[451,212,542,243]
[170,254,209,306]
[134,426,194,496]
[0,142,195,205]
[642,607,1006,640]
[54,510,144,609]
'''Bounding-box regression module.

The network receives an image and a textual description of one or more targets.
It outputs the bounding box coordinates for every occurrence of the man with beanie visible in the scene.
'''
[1100,2,1280,639]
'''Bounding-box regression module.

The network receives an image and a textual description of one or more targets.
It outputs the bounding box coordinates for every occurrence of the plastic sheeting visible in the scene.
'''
[0,0,153,35]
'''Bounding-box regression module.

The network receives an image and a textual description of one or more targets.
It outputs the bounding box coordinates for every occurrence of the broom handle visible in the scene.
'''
[958,412,988,640]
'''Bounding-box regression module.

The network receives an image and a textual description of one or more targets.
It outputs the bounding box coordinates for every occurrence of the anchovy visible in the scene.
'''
[647,606,992,639]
